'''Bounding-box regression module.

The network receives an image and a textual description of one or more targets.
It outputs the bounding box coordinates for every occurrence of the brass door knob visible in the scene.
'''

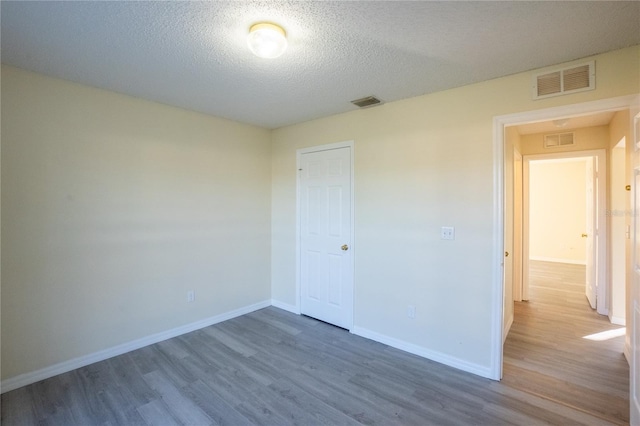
[341,244,349,251]
[581,233,588,238]
[505,251,509,257]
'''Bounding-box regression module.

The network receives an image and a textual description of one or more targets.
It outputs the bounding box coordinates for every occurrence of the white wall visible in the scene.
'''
[2,45,638,385]
[1,66,272,381]
[271,46,639,375]
[529,159,588,264]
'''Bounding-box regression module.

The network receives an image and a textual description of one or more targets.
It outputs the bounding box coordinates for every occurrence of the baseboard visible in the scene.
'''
[529,256,586,265]
[351,326,493,379]
[270,299,300,314]
[1,299,271,394]
[609,315,626,326]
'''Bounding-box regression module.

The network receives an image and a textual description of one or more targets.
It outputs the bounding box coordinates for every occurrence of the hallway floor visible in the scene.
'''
[503,260,629,424]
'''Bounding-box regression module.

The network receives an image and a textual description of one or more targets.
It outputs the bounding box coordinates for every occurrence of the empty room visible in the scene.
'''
[2,1,639,425]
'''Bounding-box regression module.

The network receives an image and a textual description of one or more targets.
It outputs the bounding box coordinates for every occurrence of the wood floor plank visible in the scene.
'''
[1,260,629,425]
[136,399,181,426]
[142,370,213,425]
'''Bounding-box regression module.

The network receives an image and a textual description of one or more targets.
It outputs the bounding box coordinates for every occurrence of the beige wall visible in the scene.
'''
[529,160,587,263]
[1,66,272,380]
[520,125,610,155]
[271,46,639,372]
[2,45,638,384]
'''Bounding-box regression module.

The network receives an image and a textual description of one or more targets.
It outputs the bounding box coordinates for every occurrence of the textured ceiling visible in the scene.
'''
[2,1,639,129]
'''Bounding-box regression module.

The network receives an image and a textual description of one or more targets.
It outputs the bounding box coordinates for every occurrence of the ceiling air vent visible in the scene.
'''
[351,96,382,108]
[532,61,595,100]
[544,132,575,148]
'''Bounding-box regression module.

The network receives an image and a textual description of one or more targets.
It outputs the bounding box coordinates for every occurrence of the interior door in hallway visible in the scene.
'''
[585,156,596,309]
[299,145,353,329]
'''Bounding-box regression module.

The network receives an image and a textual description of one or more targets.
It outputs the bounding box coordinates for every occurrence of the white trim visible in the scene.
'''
[610,315,626,326]
[296,140,355,331]
[352,326,493,379]
[522,158,531,302]
[529,256,586,265]
[270,299,300,314]
[492,95,638,382]
[0,299,271,394]
[491,109,506,380]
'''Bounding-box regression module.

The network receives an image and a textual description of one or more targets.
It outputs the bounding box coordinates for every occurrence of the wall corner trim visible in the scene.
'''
[270,299,300,314]
[0,299,271,394]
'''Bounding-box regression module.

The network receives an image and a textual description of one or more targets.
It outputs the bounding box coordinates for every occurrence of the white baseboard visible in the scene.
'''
[1,299,271,394]
[610,315,626,326]
[351,326,493,380]
[529,256,586,265]
[270,299,300,314]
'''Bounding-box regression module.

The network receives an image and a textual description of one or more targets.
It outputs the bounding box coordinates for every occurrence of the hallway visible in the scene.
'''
[503,260,629,424]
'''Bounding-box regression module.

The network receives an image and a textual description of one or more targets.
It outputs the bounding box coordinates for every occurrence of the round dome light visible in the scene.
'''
[247,23,288,59]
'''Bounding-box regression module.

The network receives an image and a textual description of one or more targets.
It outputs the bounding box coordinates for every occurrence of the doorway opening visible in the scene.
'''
[491,95,638,381]
[521,151,606,315]
[498,109,630,422]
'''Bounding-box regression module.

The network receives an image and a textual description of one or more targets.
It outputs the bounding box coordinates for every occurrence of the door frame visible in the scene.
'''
[491,94,638,380]
[295,140,355,330]
[522,150,607,315]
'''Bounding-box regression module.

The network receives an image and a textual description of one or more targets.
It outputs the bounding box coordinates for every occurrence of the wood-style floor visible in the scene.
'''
[503,260,629,425]
[1,260,629,425]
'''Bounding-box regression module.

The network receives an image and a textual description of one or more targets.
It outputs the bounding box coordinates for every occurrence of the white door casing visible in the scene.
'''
[630,110,640,425]
[297,142,354,330]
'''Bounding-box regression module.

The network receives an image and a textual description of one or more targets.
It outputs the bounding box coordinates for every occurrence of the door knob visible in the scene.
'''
[581,233,588,238]
[341,244,349,251]
[505,251,509,257]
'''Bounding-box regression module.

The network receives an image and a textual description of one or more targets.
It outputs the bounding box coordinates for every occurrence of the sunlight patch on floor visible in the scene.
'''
[583,328,626,341]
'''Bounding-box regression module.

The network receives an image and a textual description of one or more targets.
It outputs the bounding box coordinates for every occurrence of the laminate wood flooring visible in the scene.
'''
[503,260,629,425]
[2,261,629,425]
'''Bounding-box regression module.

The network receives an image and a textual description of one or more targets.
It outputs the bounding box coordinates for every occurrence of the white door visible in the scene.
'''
[585,157,597,309]
[513,150,523,302]
[299,145,353,329]
[631,111,640,425]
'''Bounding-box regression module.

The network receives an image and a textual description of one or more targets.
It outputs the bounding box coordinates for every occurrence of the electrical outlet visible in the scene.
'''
[187,290,195,303]
[441,226,455,240]
[407,305,416,319]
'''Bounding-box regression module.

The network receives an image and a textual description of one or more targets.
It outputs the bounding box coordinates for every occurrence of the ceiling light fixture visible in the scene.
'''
[553,118,570,128]
[247,23,287,59]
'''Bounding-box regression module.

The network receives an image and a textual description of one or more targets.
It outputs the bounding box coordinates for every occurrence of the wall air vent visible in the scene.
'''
[544,132,575,148]
[532,61,595,100]
[351,96,382,108]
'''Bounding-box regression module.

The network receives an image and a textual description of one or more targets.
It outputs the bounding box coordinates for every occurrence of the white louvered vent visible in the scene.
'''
[544,132,575,148]
[532,61,595,100]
